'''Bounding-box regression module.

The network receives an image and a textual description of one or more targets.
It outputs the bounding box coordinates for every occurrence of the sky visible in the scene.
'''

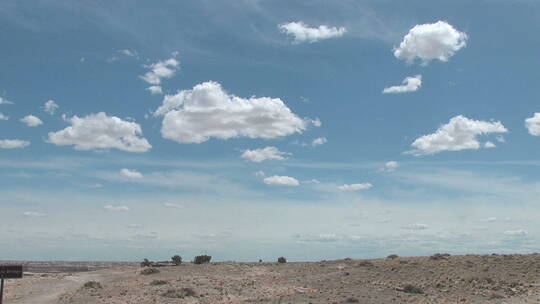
[1,0,540,262]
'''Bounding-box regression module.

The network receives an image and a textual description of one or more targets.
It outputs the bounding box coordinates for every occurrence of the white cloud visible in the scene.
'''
[140,57,179,85]
[164,203,183,209]
[484,141,496,149]
[119,168,143,179]
[155,81,309,144]
[408,115,508,156]
[403,223,428,230]
[0,113,8,120]
[384,161,399,172]
[255,170,266,177]
[48,112,151,152]
[0,139,30,149]
[382,75,422,94]
[504,229,528,236]
[43,100,59,115]
[338,183,373,191]
[127,224,144,229]
[0,97,13,105]
[20,115,43,127]
[104,205,130,212]
[119,49,138,57]
[525,113,540,136]
[241,146,290,162]
[311,137,327,147]
[394,21,468,64]
[147,85,163,95]
[263,175,300,186]
[279,21,347,43]
[22,211,46,217]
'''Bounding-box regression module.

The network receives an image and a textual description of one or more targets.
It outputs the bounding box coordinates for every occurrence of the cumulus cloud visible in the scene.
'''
[384,161,399,172]
[44,100,59,115]
[0,97,13,105]
[0,139,30,149]
[255,170,266,177]
[338,183,373,191]
[279,21,347,43]
[20,115,43,127]
[484,141,496,149]
[155,81,310,144]
[263,175,300,186]
[394,21,468,64]
[403,223,428,230]
[311,137,327,147]
[525,113,540,136]
[48,112,151,152]
[408,115,508,156]
[383,75,422,94]
[0,113,8,120]
[22,211,46,217]
[147,85,163,95]
[103,205,130,212]
[241,146,290,162]
[140,57,179,85]
[119,168,143,179]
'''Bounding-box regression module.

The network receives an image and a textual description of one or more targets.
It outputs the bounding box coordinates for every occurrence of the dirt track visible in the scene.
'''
[4,254,540,304]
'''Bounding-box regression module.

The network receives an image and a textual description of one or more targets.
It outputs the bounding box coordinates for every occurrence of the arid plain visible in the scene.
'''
[3,254,540,304]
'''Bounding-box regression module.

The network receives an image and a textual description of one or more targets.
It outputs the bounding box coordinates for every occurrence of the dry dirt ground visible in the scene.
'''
[4,254,540,304]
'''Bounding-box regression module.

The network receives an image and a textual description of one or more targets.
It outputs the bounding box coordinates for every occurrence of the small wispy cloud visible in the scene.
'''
[104,205,130,212]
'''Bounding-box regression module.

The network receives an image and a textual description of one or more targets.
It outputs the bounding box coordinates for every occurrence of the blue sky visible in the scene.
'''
[1,0,540,261]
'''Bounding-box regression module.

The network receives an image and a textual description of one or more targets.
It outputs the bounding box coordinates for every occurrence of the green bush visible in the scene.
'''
[140,268,160,275]
[150,280,168,286]
[277,257,286,263]
[171,255,182,265]
[161,288,196,298]
[193,255,211,264]
[387,254,399,259]
[140,258,152,267]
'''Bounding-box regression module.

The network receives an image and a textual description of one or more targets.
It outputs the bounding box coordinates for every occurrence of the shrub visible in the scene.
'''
[193,255,212,264]
[171,255,182,265]
[430,253,450,260]
[357,260,374,267]
[161,288,196,298]
[387,254,399,259]
[140,268,160,275]
[140,258,152,267]
[277,257,287,263]
[83,281,102,289]
[150,280,168,286]
[400,284,424,294]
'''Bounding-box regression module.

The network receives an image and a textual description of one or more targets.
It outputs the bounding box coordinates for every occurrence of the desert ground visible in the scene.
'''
[3,254,540,304]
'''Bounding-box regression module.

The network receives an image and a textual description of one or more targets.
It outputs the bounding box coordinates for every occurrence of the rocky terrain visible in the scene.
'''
[3,254,540,303]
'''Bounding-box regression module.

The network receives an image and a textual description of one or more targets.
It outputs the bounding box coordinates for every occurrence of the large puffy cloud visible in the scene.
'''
[409,115,507,156]
[338,183,373,191]
[140,57,179,85]
[241,146,290,162]
[48,112,151,152]
[525,113,540,135]
[263,175,300,186]
[155,81,310,144]
[394,21,468,64]
[279,21,347,43]
[20,115,43,127]
[383,75,422,94]
[0,139,30,149]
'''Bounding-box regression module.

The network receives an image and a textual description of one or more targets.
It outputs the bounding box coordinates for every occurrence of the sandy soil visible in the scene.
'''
[3,254,540,304]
